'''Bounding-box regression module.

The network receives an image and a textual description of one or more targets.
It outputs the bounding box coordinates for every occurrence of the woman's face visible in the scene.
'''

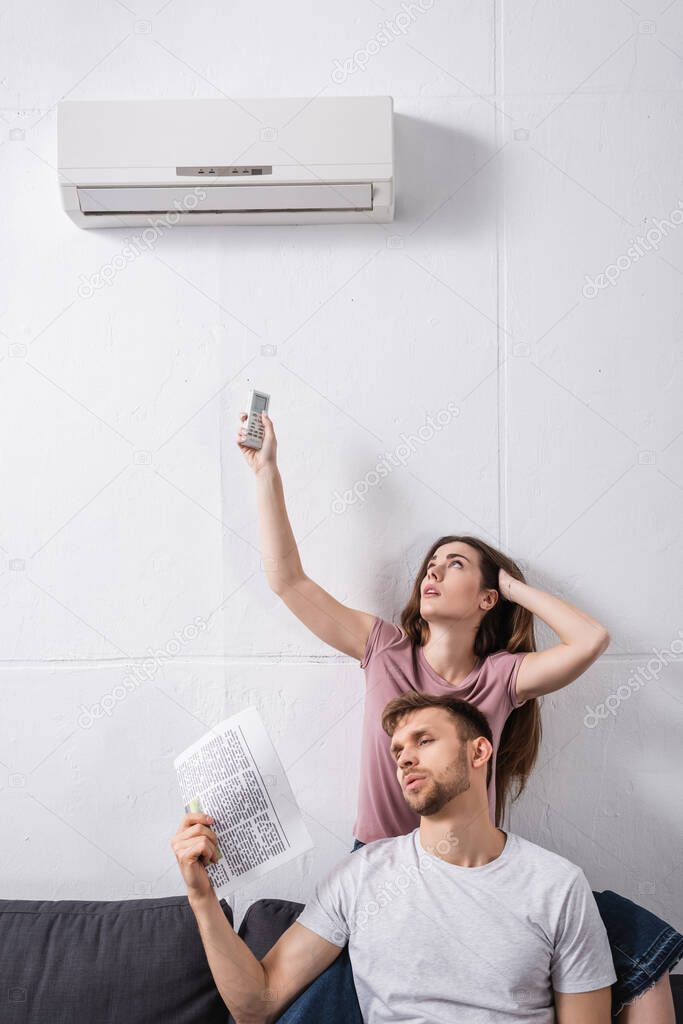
[420,542,494,622]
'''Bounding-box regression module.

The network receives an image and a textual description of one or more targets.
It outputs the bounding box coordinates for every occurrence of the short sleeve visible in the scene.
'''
[359,615,405,669]
[495,650,529,709]
[550,870,617,993]
[296,862,351,948]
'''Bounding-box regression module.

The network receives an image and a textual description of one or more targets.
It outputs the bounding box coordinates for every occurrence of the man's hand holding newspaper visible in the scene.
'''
[170,812,221,903]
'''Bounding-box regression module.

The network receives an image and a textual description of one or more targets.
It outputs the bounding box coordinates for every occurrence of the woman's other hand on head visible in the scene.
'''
[498,567,515,601]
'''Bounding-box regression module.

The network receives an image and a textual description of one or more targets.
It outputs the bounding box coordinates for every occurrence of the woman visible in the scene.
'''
[238,410,682,1022]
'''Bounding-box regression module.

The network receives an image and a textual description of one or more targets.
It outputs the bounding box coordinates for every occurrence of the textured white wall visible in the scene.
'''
[0,0,681,948]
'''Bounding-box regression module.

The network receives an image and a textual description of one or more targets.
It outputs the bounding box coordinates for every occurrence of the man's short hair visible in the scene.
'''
[381,693,494,787]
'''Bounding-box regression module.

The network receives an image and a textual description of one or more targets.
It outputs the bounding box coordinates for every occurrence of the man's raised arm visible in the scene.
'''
[171,813,343,1024]
[191,891,342,1024]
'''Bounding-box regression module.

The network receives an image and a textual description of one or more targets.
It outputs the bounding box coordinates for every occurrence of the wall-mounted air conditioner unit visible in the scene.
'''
[57,97,394,227]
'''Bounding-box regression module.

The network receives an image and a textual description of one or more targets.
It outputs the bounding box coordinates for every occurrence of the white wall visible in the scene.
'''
[0,0,681,946]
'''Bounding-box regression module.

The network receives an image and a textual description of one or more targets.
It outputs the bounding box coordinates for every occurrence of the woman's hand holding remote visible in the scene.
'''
[237,410,277,474]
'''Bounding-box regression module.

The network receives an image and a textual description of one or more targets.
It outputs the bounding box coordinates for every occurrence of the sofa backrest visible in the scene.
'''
[0,895,234,1024]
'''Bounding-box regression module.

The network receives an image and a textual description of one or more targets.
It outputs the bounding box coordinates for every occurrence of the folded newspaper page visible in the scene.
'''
[174,706,313,888]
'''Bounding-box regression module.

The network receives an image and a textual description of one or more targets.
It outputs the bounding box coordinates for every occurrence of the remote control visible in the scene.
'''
[242,388,270,449]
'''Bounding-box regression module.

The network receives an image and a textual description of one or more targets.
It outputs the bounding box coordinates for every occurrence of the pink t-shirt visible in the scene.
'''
[354,615,529,843]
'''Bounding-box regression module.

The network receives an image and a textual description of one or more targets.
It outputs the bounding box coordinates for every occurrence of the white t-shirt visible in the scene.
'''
[297,829,617,1023]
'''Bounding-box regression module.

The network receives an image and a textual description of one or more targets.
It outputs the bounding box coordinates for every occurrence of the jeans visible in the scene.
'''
[593,888,683,1017]
[277,839,683,1022]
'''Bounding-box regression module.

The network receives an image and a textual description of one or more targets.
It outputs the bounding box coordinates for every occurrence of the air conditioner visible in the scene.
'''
[57,97,394,227]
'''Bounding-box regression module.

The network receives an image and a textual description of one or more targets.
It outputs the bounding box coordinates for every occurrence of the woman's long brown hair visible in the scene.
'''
[399,534,541,827]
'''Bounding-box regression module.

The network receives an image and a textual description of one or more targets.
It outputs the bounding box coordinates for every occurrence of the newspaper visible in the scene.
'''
[173,706,313,888]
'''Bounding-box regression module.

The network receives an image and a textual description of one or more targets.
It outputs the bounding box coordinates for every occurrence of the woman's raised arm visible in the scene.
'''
[238,411,375,663]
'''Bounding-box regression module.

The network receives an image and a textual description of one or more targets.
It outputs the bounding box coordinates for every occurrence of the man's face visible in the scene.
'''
[389,707,474,816]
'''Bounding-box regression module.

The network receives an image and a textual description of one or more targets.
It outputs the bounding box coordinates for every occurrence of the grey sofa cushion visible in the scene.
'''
[238,897,304,959]
[0,895,233,1024]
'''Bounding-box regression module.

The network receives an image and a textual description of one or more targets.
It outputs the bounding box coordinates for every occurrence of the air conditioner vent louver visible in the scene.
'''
[76,183,374,215]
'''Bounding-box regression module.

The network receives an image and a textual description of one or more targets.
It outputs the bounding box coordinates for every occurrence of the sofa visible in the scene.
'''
[0,894,303,1024]
[0,895,680,1022]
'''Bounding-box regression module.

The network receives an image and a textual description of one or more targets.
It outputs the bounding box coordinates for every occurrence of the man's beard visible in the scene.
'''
[406,746,471,815]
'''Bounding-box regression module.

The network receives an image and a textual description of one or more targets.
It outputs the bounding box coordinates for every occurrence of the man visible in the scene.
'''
[171,693,617,1023]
